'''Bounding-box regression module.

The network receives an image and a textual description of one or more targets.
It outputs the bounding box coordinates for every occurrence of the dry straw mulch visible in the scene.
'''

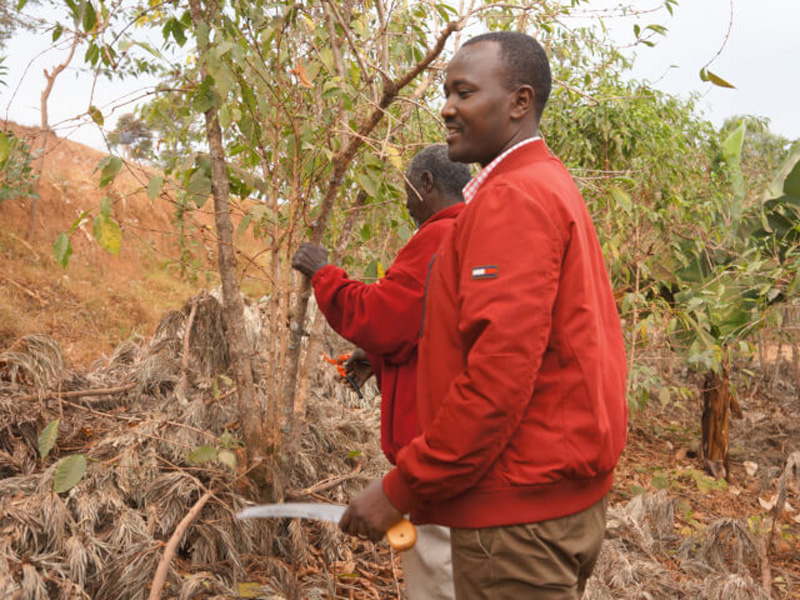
[0,292,797,599]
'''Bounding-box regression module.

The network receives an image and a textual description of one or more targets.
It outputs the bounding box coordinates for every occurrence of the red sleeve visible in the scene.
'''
[311,225,445,360]
[386,185,566,510]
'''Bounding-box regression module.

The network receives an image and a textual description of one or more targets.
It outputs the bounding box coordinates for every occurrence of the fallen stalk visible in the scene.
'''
[147,490,213,600]
[18,382,137,402]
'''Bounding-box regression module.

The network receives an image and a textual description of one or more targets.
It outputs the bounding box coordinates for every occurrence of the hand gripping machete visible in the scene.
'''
[237,502,416,551]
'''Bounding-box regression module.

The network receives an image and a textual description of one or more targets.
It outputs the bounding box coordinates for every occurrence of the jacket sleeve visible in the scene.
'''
[386,185,567,510]
[311,260,426,361]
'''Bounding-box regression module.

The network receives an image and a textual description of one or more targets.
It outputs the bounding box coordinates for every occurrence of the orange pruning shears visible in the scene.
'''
[322,352,364,399]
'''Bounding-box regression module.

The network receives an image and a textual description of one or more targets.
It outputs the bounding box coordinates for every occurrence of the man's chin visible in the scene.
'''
[445,142,472,165]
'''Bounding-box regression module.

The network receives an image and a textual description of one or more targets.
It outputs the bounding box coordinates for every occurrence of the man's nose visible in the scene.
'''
[441,97,455,119]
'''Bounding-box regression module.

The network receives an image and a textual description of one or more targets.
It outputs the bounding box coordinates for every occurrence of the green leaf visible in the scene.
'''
[356,171,378,196]
[82,1,97,32]
[187,169,211,207]
[88,105,103,126]
[651,473,670,489]
[54,454,87,493]
[192,76,219,113]
[84,42,99,66]
[722,122,745,161]
[722,122,746,214]
[658,387,670,407]
[96,156,123,187]
[147,176,164,201]
[93,214,122,255]
[609,185,632,214]
[187,445,218,464]
[68,210,91,234]
[240,83,257,112]
[219,428,236,448]
[38,419,60,460]
[168,17,187,46]
[364,259,378,280]
[53,233,73,268]
[0,132,11,162]
[217,449,237,470]
[630,484,646,496]
[699,68,735,89]
[646,24,668,36]
[237,213,252,236]
[783,160,800,198]
[52,23,63,42]
[65,0,79,20]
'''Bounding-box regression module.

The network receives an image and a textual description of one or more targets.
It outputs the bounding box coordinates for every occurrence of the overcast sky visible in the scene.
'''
[3,0,798,151]
[600,0,799,139]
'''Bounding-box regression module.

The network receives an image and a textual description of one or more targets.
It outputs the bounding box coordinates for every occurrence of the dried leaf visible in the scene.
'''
[291,62,313,88]
[758,494,777,511]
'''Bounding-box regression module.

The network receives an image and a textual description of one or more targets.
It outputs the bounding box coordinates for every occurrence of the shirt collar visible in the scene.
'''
[462,137,541,204]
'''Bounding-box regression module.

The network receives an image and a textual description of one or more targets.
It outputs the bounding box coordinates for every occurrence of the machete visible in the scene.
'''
[237,502,417,551]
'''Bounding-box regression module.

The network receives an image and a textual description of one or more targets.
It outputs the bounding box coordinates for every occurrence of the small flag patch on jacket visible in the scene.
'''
[471,265,499,279]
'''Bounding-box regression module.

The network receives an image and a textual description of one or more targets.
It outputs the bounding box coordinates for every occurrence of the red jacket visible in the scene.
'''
[383,140,628,527]
[311,203,465,464]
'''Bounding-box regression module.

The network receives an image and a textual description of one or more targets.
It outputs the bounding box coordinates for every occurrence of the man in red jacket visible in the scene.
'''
[291,144,471,600]
[340,32,628,599]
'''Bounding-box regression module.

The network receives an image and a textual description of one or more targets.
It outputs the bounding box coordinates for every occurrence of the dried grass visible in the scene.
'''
[0,303,392,599]
[702,573,771,600]
[586,490,780,600]
[0,334,65,391]
[694,518,760,578]
[3,299,792,599]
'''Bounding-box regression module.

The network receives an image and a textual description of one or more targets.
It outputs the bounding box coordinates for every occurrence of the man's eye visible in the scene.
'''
[457,89,471,98]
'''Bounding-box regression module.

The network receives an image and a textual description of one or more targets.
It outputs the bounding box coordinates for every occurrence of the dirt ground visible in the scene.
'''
[0,121,265,366]
[1,124,799,599]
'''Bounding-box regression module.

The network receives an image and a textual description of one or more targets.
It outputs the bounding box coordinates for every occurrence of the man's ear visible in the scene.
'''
[511,85,535,121]
[421,170,435,194]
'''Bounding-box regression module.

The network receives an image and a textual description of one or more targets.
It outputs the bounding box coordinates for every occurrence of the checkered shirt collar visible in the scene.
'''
[462,137,541,204]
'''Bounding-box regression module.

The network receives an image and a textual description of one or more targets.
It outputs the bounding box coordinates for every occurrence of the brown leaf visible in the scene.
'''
[290,62,313,88]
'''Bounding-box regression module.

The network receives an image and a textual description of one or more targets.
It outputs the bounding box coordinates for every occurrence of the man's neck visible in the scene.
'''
[483,126,540,168]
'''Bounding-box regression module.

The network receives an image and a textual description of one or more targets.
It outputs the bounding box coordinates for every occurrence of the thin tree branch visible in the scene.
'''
[147,490,213,600]
[18,382,137,402]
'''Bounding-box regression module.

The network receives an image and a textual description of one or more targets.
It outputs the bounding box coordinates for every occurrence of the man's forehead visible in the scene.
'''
[446,41,502,77]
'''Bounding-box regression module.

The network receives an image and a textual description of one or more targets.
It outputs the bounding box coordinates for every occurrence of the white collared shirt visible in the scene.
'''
[462,137,541,204]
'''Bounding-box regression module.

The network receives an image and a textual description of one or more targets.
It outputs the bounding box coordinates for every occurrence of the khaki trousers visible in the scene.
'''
[402,524,456,600]
[450,497,607,600]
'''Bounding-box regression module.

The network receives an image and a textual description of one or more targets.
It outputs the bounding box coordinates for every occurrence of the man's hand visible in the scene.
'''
[291,243,328,278]
[344,348,373,388]
[339,479,403,542]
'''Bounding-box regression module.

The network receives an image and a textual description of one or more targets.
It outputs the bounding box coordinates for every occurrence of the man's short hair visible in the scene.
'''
[406,145,472,199]
[463,31,552,119]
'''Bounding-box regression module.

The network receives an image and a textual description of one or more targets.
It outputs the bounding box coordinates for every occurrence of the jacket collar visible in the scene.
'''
[463,138,550,203]
[418,202,465,232]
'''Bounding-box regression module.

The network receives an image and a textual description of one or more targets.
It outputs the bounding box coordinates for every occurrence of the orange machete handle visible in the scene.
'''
[385,518,416,551]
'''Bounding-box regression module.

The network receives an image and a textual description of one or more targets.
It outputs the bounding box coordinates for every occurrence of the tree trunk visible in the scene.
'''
[29,34,80,242]
[700,362,742,480]
[189,0,273,501]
